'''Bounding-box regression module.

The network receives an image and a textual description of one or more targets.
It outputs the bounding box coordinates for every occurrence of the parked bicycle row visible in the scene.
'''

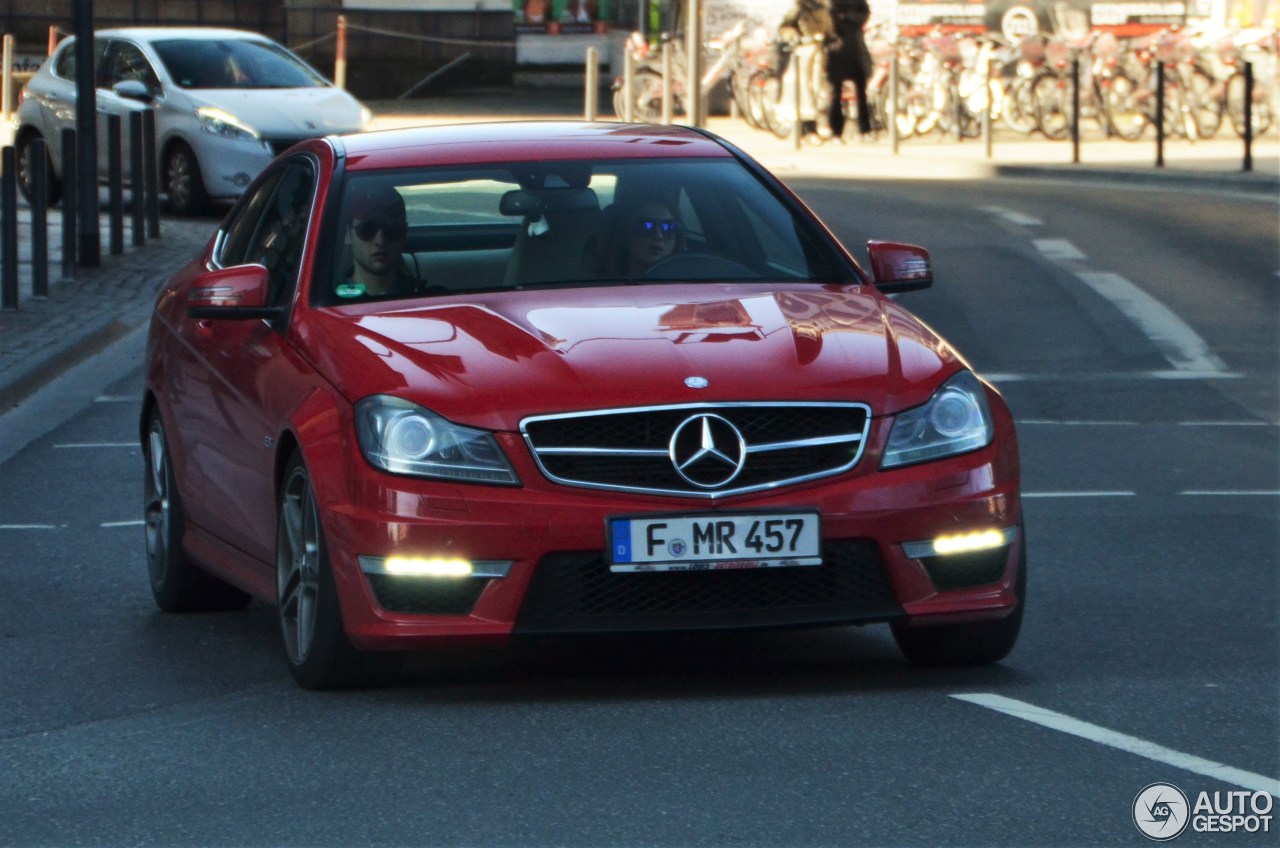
[615,20,1279,145]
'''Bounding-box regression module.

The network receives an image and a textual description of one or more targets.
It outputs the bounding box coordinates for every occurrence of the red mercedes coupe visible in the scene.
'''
[141,121,1024,688]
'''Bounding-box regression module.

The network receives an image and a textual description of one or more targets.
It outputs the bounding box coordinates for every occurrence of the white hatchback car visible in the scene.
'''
[15,27,373,214]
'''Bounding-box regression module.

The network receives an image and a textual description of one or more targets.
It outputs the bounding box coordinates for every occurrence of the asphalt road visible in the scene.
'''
[0,176,1275,846]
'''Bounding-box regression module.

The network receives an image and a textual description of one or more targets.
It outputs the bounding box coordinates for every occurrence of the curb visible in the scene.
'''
[991,163,1280,195]
[0,316,137,414]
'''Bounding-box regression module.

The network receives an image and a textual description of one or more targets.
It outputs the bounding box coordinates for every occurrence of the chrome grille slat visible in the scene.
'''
[521,402,871,499]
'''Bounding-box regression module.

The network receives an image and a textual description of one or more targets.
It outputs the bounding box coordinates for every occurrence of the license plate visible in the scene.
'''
[607,511,821,573]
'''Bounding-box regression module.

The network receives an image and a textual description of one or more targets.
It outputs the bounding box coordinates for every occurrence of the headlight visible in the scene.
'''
[195,107,260,141]
[359,105,375,131]
[881,371,993,469]
[355,395,519,485]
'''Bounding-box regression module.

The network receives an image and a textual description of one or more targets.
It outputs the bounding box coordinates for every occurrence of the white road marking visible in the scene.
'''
[1019,420,1273,427]
[981,206,1044,226]
[52,442,137,449]
[93,395,135,403]
[1033,238,1086,260]
[1018,420,1140,426]
[1023,491,1135,498]
[1073,271,1228,373]
[1179,490,1280,497]
[982,371,1241,382]
[101,520,145,528]
[0,524,60,530]
[952,693,1280,796]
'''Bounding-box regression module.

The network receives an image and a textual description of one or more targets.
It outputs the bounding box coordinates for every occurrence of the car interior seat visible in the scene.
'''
[501,187,601,288]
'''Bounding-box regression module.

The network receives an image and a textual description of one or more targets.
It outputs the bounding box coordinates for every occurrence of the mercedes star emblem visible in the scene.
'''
[669,414,747,488]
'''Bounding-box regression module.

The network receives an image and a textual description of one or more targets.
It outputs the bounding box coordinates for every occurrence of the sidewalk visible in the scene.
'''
[1,87,1276,414]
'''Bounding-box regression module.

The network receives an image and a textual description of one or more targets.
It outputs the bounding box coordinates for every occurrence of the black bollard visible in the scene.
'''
[31,137,49,298]
[108,113,124,255]
[129,110,145,246]
[143,109,160,238]
[1071,55,1081,164]
[60,128,76,282]
[1,147,18,310]
[1243,62,1254,173]
[1155,62,1165,168]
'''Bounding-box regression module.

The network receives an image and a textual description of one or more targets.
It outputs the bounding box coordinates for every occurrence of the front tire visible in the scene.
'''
[277,452,397,689]
[891,541,1026,667]
[164,142,210,216]
[144,409,250,612]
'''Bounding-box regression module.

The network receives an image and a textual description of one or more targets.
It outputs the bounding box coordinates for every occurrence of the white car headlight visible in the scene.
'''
[195,107,260,141]
[881,371,994,469]
[355,395,519,485]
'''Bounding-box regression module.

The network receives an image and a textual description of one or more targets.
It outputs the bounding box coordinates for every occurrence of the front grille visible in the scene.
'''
[514,539,903,634]
[267,138,308,157]
[522,403,870,498]
[366,574,489,615]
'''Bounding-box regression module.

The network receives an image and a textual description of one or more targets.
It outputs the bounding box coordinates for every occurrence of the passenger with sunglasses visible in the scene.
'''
[336,184,424,300]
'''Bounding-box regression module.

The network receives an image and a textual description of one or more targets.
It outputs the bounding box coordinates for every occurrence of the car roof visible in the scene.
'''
[333,121,735,170]
[91,27,272,43]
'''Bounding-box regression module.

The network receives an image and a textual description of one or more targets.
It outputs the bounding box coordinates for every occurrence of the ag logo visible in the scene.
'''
[1133,783,1190,841]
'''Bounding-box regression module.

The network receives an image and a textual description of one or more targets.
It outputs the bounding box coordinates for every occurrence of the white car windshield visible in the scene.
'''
[152,38,327,89]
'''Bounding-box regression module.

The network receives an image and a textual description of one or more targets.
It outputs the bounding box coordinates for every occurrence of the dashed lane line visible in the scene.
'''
[983,371,1241,382]
[1074,271,1230,374]
[1032,238,1087,260]
[52,442,138,449]
[1023,491,1136,498]
[952,693,1280,797]
[980,206,1044,227]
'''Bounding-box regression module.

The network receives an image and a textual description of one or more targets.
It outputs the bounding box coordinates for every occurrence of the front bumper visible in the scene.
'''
[319,426,1023,652]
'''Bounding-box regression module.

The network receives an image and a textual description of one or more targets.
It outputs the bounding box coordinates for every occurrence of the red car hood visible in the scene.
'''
[299,285,965,431]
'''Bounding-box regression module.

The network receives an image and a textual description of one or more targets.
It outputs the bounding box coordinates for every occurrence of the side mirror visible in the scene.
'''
[113,79,154,102]
[187,264,282,320]
[866,240,932,293]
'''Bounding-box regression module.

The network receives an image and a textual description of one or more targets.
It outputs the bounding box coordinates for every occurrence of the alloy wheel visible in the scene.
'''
[278,466,321,665]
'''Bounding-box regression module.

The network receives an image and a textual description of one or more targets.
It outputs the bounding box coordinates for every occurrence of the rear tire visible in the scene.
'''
[144,409,250,612]
[16,130,62,207]
[891,540,1026,668]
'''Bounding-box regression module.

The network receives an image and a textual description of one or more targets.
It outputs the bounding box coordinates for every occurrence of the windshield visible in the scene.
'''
[152,37,328,89]
[318,158,849,306]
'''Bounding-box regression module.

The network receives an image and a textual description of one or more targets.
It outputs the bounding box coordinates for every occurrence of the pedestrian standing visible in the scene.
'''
[779,0,835,138]
[826,0,873,140]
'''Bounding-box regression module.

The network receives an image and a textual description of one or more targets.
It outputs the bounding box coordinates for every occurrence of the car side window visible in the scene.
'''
[101,41,159,91]
[53,38,110,81]
[215,170,285,269]
[53,43,76,79]
[242,160,317,307]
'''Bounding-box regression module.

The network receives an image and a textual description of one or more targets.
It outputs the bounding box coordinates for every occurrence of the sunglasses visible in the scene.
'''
[351,219,408,241]
[631,218,681,240]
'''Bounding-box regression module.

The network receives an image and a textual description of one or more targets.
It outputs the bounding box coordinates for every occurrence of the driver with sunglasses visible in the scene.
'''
[336,184,425,301]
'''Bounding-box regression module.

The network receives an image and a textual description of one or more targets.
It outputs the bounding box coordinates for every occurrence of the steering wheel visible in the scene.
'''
[642,251,759,281]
